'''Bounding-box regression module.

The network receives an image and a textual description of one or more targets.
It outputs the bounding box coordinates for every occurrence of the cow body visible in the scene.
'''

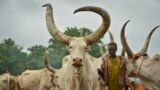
[19,68,55,90]
[0,73,10,90]
[57,54,100,90]
[0,73,20,90]
[127,54,160,90]
[61,53,107,90]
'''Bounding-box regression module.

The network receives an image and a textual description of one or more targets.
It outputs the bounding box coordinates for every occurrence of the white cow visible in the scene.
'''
[45,52,107,90]
[17,50,58,90]
[43,3,111,90]
[18,68,54,90]
[120,20,160,90]
[0,72,20,90]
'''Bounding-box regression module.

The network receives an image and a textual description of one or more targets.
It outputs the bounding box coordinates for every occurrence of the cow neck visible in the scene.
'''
[73,68,81,90]
[74,68,81,78]
[133,59,144,77]
[137,59,144,77]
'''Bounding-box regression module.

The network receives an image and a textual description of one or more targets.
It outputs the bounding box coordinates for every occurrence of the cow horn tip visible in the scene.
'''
[153,25,160,30]
[157,25,160,28]
[127,19,131,23]
[73,10,78,14]
[123,20,131,25]
[42,3,50,7]
[73,7,86,14]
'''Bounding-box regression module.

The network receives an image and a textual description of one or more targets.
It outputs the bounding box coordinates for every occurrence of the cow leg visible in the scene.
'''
[39,77,50,90]
[65,80,75,90]
[87,81,93,90]
[39,85,50,90]
[75,79,80,90]
[66,85,73,90]
[98,77,106,90]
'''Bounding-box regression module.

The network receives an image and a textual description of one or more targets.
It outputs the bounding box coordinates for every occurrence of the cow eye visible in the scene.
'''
[84,47,87,50]
[69,46,72,49]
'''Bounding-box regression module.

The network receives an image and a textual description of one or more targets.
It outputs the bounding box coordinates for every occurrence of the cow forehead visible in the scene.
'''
[69,37,87,47]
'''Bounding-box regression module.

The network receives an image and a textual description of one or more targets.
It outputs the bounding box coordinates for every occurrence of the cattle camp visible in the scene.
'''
[0,1,160,90]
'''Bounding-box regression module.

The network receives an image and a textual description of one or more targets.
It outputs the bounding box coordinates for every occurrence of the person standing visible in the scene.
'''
[98,41,129,90]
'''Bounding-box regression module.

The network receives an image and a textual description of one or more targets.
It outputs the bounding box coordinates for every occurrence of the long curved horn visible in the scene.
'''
[137,26,160,55]
[121,37,127,57]
[44,48,55,74]
[24,64,27,71]
[6,69,11,75]
[120,20,133,58]
[43,3,71,45]
[108,31,114,42]
[79,28,84,36]
[74,6,111,45]
[121,47,125,57]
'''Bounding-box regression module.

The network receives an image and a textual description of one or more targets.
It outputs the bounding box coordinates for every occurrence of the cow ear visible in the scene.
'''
[88,45,91,51]
[133,54,141,60]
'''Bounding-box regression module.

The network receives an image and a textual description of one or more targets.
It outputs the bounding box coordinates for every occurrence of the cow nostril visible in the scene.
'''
[72,58,83,66]
[73,58,82,62]
[73,58,76,61]
[79,59,82,62]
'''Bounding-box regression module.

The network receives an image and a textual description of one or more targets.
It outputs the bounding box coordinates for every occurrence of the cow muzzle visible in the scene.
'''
[72,57,83,67]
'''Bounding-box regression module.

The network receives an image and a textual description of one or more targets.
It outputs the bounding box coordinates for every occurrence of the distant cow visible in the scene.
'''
[18,68,53,90]
[0,73,10,90]
[17,50,59,90]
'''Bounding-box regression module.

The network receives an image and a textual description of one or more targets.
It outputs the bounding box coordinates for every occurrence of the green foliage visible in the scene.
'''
[0,38,27,75]
[65,27,92,37]
[48,38,68,68]
[26,45,46,69]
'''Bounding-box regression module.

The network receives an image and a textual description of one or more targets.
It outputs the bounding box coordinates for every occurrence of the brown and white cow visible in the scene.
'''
[120,20,160,90]
[0,72,20,90]
[43,3,110,90]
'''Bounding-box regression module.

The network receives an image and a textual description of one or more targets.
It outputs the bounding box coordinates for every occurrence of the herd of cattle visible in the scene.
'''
[0,3,160,90]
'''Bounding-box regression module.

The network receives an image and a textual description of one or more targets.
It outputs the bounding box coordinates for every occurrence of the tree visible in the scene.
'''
[26,45,46,69]
[0,38,27,75]
[48,38,67,68]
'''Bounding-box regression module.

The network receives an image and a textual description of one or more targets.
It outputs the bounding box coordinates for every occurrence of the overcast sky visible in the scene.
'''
[0,0,160,56]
